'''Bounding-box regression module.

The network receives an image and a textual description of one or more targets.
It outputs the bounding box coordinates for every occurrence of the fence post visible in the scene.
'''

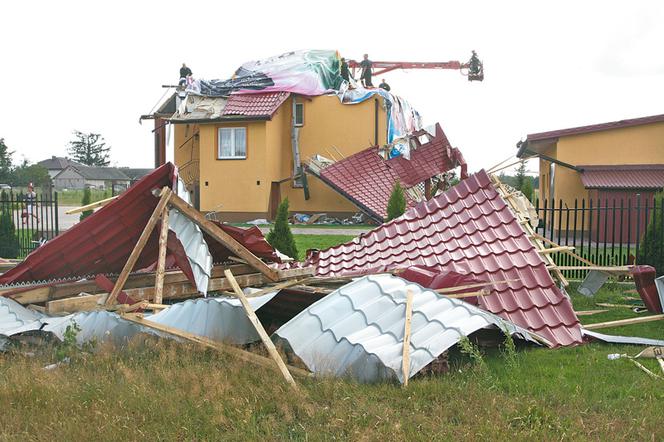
[636,195,641,263]
[54,191,59,235]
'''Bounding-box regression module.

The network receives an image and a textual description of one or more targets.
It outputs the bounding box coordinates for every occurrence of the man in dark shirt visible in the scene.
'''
[340,57,350,83]
[378,79,390,91]
[179,63,192,86]
[360,54,373,87]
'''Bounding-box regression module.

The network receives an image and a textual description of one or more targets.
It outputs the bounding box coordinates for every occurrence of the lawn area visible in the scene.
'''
[1,236,663,439]
[293,234,355,260]
[57,189,114,206]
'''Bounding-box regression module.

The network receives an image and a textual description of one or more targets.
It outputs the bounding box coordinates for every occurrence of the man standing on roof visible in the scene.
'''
[360,54,373,88]
[378,79,390,91]
[340,57,350,83]
[179,63,192,87]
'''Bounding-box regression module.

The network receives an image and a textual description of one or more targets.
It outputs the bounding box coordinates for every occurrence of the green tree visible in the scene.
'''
[11,162,51,188]
[67,131,111,166]
[266,198,298,259]
[521,178,533,202]
[640,191,664,276]
[515,160,527,191]
[0,191,18,258]
[80,187,93,221]
[0,138,14,184]
[386,180,407,221]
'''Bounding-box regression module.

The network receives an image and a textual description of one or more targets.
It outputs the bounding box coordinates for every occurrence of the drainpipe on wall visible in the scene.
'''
[291,96,303,188]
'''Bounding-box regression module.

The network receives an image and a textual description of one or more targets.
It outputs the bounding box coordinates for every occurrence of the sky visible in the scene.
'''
[1,0,663,175]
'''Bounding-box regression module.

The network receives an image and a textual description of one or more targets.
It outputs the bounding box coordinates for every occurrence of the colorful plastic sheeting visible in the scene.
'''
[187,50,343,97]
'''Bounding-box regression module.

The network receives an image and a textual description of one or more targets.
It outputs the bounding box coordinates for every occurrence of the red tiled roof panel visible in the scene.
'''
[527,113,664,142]
[222,92,290,117]
[580,164,664,189]
[305,169,582,347]
[316,124,462,221]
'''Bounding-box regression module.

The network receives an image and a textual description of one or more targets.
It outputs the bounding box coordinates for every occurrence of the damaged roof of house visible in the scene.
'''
[305,169,582,347]
[311,124,467,222]
[169,92,290,122]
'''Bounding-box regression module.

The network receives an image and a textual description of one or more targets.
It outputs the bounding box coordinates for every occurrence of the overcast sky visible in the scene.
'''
[1,1,663,175]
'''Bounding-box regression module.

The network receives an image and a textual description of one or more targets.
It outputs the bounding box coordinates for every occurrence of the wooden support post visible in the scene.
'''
[105,187,172,305]
[537,246,575,254]
[169,193,280,282]
[65,195,119,214]
[224,269,298,390]
[154,207,170,305]
[402,289,413,387]
[584,314,664,330]
[121,313,310,378]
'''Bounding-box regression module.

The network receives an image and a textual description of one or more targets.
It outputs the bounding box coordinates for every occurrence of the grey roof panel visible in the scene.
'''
[168,208,212,295]
[0,297,43,335]
[274,274,547,383]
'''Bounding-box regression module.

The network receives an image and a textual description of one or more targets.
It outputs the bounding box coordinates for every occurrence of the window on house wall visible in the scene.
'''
[217,127,247,159]
[294,102,304,127]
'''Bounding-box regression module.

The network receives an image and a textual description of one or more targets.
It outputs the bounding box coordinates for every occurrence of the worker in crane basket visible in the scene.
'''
[360,54,373,87]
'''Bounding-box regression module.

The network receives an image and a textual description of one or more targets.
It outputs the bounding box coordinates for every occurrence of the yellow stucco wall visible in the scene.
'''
[173,94,389,218]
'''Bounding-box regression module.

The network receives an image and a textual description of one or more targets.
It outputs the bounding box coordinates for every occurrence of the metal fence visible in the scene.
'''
[535,197,663,279]
[0,191,59,259]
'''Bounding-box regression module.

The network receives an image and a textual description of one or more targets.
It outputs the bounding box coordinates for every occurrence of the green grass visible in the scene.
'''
[292,234,355,260]
[57,189,114,206]
[0,236,663,439]
[232,222,375,230]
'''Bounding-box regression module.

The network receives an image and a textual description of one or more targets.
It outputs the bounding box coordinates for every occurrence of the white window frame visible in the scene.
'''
[294,102,304,127]
[217,127,247,159]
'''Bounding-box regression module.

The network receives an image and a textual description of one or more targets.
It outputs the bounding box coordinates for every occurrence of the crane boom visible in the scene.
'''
[347,51,484,81]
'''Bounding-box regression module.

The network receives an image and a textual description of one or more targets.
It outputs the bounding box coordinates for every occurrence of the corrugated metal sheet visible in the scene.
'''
[312,123,466,222]
[582,329,664,347]
[306,169,583,347]
[580,165,664,189]
[274,274,547,383]
[0,297,42,335]
[149,290,279,345]
[168,208,212,295]
[223,92,290,117]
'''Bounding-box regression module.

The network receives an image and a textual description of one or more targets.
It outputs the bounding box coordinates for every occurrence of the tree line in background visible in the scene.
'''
[499,161,537,201]
[0,132,111,189]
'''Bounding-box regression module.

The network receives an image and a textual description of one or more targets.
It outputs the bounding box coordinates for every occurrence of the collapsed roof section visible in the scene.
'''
[307,123,468,222]
[274,274,546,383]
[170,92,291,122]
[306,169,582,347]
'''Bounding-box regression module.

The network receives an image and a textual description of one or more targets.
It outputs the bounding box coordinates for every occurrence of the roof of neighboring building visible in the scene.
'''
[121,168,154,180]
[526,113,664,143]
[222,92,291,117]
[579,164,664,190]
[273,274,547,383]
[305,169,582,347]
[311,124,467,222]
[37,156,84,170]
[54,166,131,181]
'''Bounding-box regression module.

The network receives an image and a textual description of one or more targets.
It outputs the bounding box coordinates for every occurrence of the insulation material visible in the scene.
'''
[274,274,546,384]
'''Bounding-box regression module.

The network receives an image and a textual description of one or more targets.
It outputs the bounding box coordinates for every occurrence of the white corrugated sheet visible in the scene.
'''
[168,208,212,295]
[0,297,43,335]
[274,274,547,383]
[148,290,279,345]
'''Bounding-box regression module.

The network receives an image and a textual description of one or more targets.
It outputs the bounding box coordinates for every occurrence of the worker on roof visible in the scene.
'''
[469,51,481,76]
[360,54,373,88]
[179,63,192,87]
[378,79,390,91]
[340,57,350,83]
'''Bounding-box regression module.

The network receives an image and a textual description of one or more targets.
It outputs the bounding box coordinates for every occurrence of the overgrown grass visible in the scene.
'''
[57,189,113,206]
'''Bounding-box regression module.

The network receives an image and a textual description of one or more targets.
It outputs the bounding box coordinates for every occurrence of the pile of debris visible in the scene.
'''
[1,162,662,387]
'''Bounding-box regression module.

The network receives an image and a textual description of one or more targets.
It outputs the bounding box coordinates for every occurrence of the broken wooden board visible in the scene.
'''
[584,314,664,330]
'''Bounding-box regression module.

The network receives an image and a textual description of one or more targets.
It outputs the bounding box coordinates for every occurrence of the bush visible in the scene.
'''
[80,187,93,221]
[0,193,18,258]
[386,181,406,221]
[640,191,664,276]
[266,198,298,259]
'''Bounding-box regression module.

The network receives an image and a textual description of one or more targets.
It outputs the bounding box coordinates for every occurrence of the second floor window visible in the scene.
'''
[218,127,247,159]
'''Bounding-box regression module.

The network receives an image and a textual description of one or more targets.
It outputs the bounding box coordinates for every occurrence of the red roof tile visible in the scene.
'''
[314,123,467,222]
[526,113,664,142]
[222,92,290,117]
[580,164,664,189]
[305,169,582,347]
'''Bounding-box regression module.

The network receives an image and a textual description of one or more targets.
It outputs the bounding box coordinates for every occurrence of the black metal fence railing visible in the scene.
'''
[0,191,59,259]
[535,197,663,279]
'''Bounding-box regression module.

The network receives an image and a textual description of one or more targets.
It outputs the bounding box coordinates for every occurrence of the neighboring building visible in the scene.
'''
[37,156,84,179]
[120,168,154,185]
[517,113,664,238]
[53,165,130,190]
[154,91,392,221]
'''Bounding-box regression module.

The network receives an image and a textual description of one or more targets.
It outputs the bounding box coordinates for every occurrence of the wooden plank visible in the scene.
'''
[402,289,413,387]
[553,265,632,272]
[575,309,609,316]
[224,270,298,390]
[537,246,575,254]
[168,194,280,282]
[435,278,520,294]
[106,187,173,305]
[65,195,119,214]
[584,314,664,330]
[596,303,644,309]
[154,207,170,305]
[121,313,310,378]
[444,288,490,299]
[47,293,105,313]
